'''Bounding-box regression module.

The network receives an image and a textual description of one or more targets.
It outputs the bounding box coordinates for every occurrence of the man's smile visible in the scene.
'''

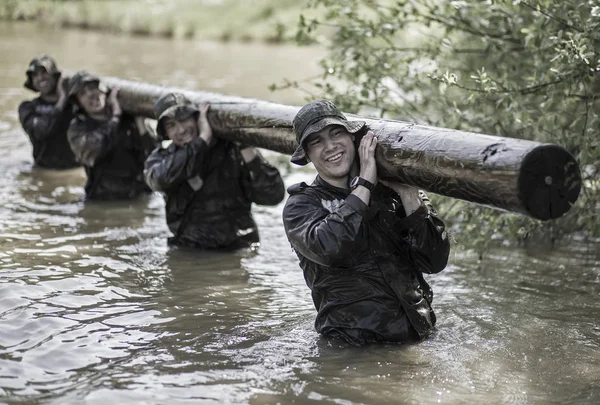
[326,152,343,163]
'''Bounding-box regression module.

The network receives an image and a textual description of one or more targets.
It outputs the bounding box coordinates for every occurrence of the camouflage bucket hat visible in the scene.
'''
[291,100,366,166]
[24,55,61,92]
[154,93,199,140]
[67,70,107,99]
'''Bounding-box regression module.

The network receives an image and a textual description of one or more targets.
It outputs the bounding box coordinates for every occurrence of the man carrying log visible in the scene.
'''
[67,71,158,201]
[18,55,80,170]
[282,100,451,346]
[144,93,285,250]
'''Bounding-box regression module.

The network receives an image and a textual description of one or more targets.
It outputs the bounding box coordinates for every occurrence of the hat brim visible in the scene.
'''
[68,77,106,99]
[290,117,366,166]
[156,104,199,139]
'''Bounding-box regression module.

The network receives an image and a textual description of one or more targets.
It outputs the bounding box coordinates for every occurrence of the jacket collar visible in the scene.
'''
[314,175,351,196]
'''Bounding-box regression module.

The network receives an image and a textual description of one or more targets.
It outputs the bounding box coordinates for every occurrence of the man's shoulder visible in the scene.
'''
[287,180,328,197]
[283,182,318,221]
[150,141,177,156]
[286,181,310,195]
[67,114,100,139]
[18,97,39,112]
[19,98,36,106]
[285,180,338,208]
[68,113,87,128]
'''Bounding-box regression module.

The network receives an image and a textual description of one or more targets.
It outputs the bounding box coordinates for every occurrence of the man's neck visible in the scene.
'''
[320,176,348,189]
[317,162,360,190]
[89,113,108,121]
[40,91,58,104]
[87,106,112,121]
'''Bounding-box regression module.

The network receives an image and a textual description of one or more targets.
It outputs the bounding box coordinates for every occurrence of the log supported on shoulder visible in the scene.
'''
[95,75,581,220]
[370,121,581,220]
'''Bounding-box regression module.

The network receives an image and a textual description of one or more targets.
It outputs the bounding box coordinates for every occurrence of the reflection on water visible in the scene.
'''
[1,22,599,405]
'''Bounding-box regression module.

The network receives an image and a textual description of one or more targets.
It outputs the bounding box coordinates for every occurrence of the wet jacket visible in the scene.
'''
[67,113,158,200]
[282,176,450,346]
[18,97,80,169]
[144,138,285,249]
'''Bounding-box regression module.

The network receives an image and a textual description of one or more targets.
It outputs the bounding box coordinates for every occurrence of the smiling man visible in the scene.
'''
[144,92,285,250]
[66,71,158,201]
[282,100,450,346]
[18,56,80,170]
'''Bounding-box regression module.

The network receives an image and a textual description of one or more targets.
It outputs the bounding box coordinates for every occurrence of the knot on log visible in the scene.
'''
[481,142,508,163]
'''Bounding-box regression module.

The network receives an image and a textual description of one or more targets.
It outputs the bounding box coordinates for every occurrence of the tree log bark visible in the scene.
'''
[97,75,581,220]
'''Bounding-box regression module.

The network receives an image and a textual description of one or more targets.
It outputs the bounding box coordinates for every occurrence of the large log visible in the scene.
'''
[98,75,581,220]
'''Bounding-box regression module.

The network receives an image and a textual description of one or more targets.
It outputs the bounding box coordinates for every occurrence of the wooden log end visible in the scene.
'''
[518,145,582,220]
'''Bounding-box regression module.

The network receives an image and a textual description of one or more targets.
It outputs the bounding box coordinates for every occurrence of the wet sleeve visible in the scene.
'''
[18,100,64,142]
[242,155,285,205]
[282,193,367,267]
[67,118,120,167]
[394,191,450,274]
[143,137,211,192]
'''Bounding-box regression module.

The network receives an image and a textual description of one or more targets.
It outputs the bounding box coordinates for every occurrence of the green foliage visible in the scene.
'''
[291,0,600,253]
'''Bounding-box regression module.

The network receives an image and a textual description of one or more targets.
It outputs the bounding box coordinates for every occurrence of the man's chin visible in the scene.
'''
[39,87,54,95]
[324,169,351,181]
[325,161,351,174]
[84,106,104,115]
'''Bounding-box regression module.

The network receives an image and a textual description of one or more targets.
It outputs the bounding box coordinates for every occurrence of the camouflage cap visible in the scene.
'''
[154,93,199,140]
[67,70,108,99]
[24,55,61,92]
[291,100,366,166]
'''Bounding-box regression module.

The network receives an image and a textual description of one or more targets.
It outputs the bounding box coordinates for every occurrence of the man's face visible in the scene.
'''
[305,125,356,185]
[162,116,199,146]
[31,68,56,95]
[76,82,106,115]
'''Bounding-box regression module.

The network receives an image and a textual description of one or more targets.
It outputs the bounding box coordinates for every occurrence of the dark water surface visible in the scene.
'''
[1,22,599,405]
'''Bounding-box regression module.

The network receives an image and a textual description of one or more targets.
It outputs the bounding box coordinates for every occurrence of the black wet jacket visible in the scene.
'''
[283,176,450,346]
[18,97,80,169]
[67,113,158,200]
[144,137,285,249]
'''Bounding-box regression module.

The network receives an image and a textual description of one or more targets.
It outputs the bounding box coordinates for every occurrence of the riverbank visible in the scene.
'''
[0,0,316,42]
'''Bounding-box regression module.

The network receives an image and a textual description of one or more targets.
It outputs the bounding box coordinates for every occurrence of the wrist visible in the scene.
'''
[350,176,375,192]
[402,187,421,201]
[54,102,66,112]
[55,96,67,109]
[240,147,258,162]
[359,171,377,184]
[200,133,213,145]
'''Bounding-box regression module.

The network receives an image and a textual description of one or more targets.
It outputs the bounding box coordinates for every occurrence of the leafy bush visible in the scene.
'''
[290,0,599,252]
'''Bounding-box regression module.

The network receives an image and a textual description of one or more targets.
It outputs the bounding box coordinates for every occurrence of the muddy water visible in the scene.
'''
[1,22,599,405]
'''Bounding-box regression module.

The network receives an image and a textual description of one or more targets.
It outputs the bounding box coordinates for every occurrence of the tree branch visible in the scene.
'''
[518,1,584,33]
[435,71,585,95]
[581,81,591,140]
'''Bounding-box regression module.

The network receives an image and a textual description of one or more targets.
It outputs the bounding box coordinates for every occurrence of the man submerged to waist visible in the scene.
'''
[144,92,285,250]
[282,100,450,346]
